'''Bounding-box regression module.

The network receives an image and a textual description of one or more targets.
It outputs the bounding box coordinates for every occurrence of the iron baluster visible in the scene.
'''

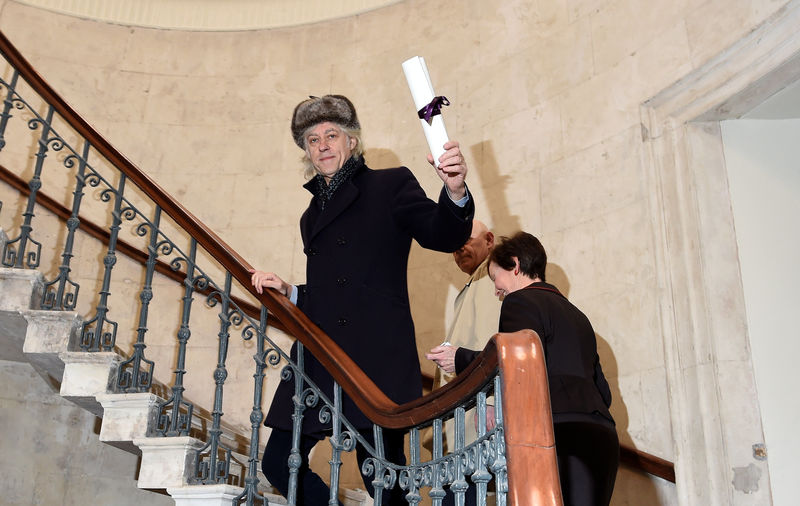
[327,382,344,505]
[287,341,307,506]
[116,205,161,392]
[2,105,52,269]
[0,69,19,151]
[369,424,387,504]
[491,376,507,506]
[80,172,125,351]
[40,140,89,310]
[155,238,198,437]
[235,306,271,506]
[405,428,422,505]
[451,407,468,506]
[430,418,446,506]
[473,392,492,506]
[195,271,235,484]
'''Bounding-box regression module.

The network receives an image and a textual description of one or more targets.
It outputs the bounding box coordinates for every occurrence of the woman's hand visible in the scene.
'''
[249,269,292,298]
[426,344,457,374]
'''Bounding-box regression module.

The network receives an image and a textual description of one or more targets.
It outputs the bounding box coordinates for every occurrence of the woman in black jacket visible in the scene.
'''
[428,231,618,506]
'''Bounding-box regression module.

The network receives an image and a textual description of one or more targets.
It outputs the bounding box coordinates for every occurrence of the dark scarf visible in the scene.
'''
[314,155,363,210]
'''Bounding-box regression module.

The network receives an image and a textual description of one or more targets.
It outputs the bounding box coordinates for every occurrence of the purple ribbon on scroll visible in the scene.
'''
[417,96,450,125]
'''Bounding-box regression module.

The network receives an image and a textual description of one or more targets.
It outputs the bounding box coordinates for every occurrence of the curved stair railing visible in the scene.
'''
[0,30,564,505]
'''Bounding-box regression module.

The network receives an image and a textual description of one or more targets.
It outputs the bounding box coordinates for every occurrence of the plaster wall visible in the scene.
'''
[0,0,792,502]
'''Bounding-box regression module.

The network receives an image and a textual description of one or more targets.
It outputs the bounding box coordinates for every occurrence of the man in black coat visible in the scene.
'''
[250,95,474,504]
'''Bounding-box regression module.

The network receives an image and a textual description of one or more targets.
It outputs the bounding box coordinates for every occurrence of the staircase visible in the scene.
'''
[0,230,300,505]
[0,27,566,506]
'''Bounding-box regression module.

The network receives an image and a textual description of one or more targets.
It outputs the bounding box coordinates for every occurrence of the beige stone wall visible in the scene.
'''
[0,0,791,502]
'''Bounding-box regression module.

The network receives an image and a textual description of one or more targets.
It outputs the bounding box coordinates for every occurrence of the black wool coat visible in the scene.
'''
[454,282,614,424]
[265,157,474,434]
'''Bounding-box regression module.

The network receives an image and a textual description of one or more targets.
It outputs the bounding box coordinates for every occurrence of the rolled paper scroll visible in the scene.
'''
[402,56,450,167]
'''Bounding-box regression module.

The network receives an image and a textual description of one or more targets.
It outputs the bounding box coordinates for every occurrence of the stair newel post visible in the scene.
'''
[0,69,19,151]
[490,375,507,506]
[80,171,126,351]
[156,237,198,437]
[195,271,235,484]
[116,205,160,392]
[41,139,89,310]
[2,104,53,269]
[287,341,307,506]
[235,305,270,506]
[497,332,562,506]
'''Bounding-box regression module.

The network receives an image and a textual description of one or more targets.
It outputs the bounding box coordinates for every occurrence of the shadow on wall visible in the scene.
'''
[470,140,521,236]
[364,147,402,171]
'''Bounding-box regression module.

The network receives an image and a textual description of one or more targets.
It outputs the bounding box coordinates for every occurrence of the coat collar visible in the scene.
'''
[302,156,367,241]
[302,155,366,197]
[520,281,566,299]
[465,256,491,287]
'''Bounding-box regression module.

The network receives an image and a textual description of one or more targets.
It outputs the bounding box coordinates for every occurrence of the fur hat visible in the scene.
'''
[291,95,360,149]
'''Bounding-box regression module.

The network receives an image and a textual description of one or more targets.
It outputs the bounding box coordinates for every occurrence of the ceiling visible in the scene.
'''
[16,0,404,30]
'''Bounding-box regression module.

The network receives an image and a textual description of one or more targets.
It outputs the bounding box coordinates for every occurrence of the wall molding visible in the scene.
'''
[640,1,800,503]
[13,0,404,30]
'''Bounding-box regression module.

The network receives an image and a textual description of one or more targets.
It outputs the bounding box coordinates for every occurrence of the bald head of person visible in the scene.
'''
[452,220,495,275]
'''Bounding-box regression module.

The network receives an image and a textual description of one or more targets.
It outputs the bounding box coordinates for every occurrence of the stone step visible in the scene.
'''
[22,309,81,388]
[0,266,43,313]
[0,266,80,390]
[97,391,160,443]
[0,267,43,366]
[167,484,287,505]
[60,350,121,416]
[135,435,207,489]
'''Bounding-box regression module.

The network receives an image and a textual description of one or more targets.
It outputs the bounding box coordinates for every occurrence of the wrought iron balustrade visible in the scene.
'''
[0,29,561,505]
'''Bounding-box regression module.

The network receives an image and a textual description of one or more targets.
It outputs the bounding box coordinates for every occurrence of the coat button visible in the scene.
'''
[337,277,347,286]
[306,247,317,256]
[337,237,347,246]
[337,318,348,326]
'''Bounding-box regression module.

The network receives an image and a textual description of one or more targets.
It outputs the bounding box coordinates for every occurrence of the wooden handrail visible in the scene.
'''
[620,446,676,483]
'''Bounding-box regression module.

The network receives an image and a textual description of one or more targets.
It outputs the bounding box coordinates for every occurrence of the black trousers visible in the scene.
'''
[554,420,619,506]
[442,419,619,506]
[262,427,408,505]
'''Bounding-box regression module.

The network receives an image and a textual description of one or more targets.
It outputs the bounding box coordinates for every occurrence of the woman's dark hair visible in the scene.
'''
[489,231,547,282]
